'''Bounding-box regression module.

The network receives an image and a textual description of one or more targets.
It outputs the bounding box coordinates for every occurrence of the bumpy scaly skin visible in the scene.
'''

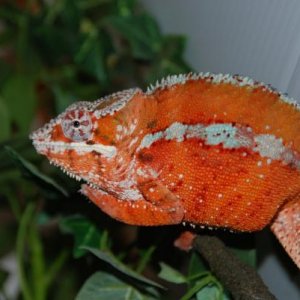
[30,73,300,268]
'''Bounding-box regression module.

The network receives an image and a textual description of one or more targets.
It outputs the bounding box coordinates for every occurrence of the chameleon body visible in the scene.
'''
[30,73,300,268]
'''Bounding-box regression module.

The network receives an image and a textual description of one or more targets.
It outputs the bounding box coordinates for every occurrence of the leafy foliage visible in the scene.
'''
[0,1,256,299]
[76,271,158,300]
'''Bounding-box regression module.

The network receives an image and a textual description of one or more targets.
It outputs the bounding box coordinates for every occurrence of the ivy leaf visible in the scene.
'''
[76,271,158,300]
[161,35,187,60]
[230,248,256,268]
[60,215,103,258]
[75,32,108,83]
[5,146,68,198]
[196,284,221,300]
[1,74,37,135]
[83,247,164,290]
[52,85,77,113]
[108,14,162,60]
[158,262,187,284]
[0,97,10,142]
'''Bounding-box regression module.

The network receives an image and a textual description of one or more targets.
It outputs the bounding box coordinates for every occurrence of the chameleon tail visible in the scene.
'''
[271,196,300,268]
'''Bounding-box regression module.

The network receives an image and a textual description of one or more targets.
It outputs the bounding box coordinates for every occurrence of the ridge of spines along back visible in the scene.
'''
[145,72,300,110]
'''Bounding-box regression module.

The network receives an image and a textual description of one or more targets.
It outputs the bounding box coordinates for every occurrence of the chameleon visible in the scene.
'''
[30,73,300,269]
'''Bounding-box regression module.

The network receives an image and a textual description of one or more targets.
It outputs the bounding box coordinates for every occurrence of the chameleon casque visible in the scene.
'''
[30,73,300,268]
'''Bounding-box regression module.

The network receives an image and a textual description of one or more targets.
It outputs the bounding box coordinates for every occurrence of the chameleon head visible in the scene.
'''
[30,87,143,185]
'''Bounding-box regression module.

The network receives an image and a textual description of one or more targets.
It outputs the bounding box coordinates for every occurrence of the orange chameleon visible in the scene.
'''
[30,73,300,268]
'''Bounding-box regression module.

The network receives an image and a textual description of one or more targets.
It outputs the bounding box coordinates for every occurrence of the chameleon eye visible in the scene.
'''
[61,109,93,142]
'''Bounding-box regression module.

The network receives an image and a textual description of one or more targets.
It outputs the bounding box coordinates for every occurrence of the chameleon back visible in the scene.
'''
[134,75,300,231]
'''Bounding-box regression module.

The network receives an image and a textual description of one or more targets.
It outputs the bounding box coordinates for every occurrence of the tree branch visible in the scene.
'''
[193,235,276,300]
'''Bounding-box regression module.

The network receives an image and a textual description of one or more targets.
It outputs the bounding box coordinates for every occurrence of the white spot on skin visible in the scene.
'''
[139,131,164,149]
[165,122,187,142]
[257,161,262,167]
[254,134,285,160]
[178,174,184,179]
[218,193,223,198]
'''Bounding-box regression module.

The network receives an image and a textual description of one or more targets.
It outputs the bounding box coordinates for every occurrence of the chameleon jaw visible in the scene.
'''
[48,158,83,182]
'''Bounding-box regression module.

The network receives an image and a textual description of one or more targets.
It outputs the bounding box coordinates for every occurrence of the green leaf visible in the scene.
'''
[230,248,256,268]
[196,284,220,300]
[158,262,187,284]
[146,58,191,85]
[76,271,158,300]
[108,14,162,60]
[116,0,137,16]
[5,146,68,197]
[136,246,156,274]
[188,253,208,281]
[0,97,10,142]
[52,85,77,113]
[61,0,81,30]
[161,35,187,60]
[195,284,231,300]
[83,247,164,289]
[75,32,107,82]
[60,215,103,258]
[1,74,37,135]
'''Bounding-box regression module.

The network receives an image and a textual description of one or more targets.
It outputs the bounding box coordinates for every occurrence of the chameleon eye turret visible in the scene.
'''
[61,109,93,142]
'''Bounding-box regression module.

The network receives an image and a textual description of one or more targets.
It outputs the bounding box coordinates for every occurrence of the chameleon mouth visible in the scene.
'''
[48,158,83,182]
[48,158,103,191]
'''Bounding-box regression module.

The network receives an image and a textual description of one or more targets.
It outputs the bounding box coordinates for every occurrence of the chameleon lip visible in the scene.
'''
[32,140,117,158]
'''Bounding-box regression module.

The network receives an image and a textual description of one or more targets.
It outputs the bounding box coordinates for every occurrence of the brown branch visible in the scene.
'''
[193,235,276,300]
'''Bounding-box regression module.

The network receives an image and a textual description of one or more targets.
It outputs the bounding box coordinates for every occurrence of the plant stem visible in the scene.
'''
[29,223,46,300]
[186,271,211,282]
[180,275,214,300]
[136,245,156,274]
[4,187,21,221]
[45,250,69,288]
[16,203,35,300]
